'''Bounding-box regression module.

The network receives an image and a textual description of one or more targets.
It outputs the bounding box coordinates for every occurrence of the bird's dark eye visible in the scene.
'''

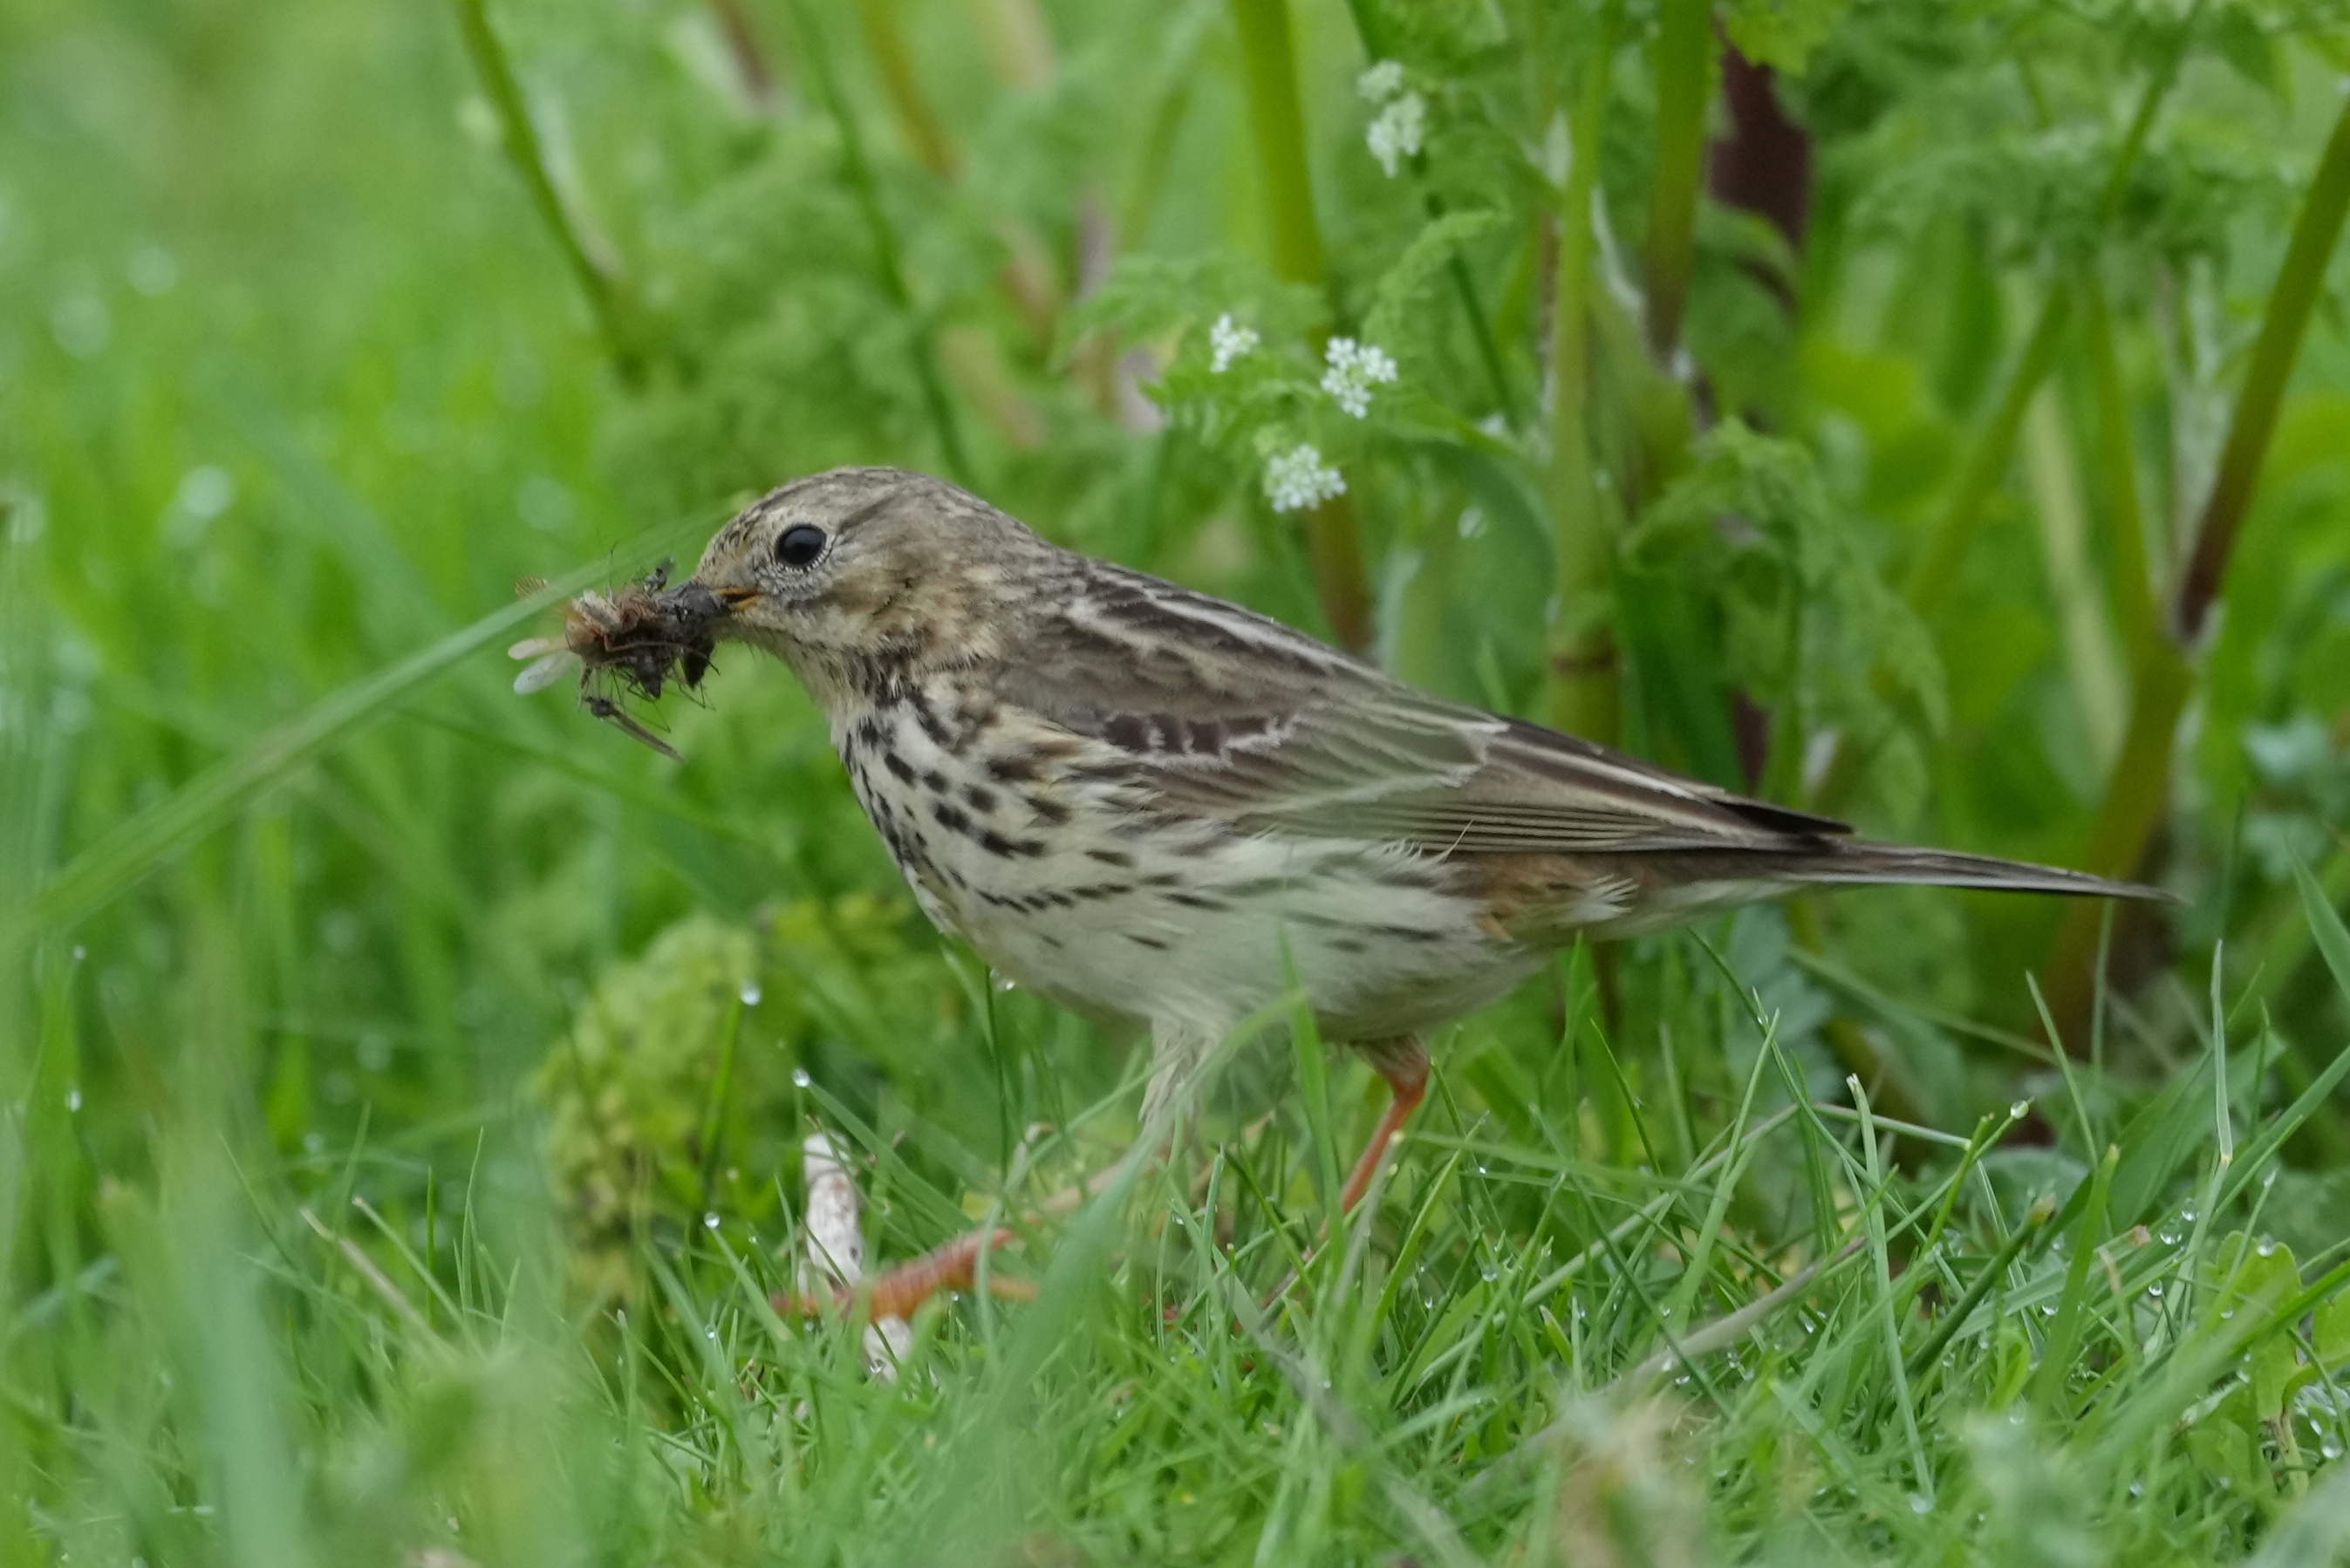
[774,524,827,569]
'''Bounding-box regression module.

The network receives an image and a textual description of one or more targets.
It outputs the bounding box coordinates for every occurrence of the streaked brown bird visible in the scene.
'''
[548,466,2160,1313]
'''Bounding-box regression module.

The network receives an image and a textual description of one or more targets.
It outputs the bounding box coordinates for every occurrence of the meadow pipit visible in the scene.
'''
[524,467,2161,1316]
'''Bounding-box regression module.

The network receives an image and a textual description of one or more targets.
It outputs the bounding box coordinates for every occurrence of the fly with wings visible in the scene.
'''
[519,466,2162,1316]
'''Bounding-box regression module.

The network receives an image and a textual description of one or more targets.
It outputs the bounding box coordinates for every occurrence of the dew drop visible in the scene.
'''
[71,945,86,963]
[2010,1100,2031,1120]
[2148,1283,2164,1299]
[994,975,1018,993]
[65,1089,80,1112]
[1909,1494,1932,1515]
[740,983,762,1006]
[792,1069,812,1087]
[2258,1241,2278,1258]
[704,1213,721,1230]
[2325,1438,2345,1461]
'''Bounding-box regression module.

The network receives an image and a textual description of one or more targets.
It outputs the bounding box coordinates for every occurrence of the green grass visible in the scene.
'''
[11,0,2350,1561]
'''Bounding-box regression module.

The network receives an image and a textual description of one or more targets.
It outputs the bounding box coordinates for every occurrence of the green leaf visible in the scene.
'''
[1720,0,1851,74]
[1361,209,1507,354]
[2203,1231,2305,1421]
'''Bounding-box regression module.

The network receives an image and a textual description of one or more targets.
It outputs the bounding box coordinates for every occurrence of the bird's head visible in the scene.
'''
[659,467,1045,697]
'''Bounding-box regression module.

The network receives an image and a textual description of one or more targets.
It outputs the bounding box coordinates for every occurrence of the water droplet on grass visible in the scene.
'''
[1909,1494,1932,1514]
[741,983,762,1006]
[2010,1100,2031,1120]
[704,1213,721,1230]
[792,1069,811,1087]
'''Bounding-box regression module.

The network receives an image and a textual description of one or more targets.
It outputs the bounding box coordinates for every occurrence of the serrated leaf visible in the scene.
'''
[1361,209,1507,352]
[1720,0,1851,74]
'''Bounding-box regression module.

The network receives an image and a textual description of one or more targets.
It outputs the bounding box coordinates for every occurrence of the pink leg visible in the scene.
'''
[1337,1039,1430,1215]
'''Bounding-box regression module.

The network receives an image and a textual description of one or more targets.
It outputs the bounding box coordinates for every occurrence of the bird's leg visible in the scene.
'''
[775,1161,1131,1320]
[1336,1036,1430,1215]
[781,1023,1213,1323]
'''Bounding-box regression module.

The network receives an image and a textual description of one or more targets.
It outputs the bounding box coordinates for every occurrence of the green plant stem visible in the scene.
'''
[1229,0,1326,287]
[1544,0,1625,742]
[788,0,975,486]
[2046,91,2350,1031]
[1641,0,1713,361]
[449,0,645,379]
[2176,95,2350,642]
[2081,274,2155,658]
[852,0,960,178]
[1230,0,1375,651]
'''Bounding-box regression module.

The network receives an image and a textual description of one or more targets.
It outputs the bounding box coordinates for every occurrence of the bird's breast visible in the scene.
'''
[827,692,1540,1040]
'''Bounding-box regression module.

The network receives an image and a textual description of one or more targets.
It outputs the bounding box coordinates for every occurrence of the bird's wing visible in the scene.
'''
[998,564,1848,856]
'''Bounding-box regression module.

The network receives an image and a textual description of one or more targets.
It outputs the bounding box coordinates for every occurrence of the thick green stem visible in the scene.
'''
[2046,90,2350,1033]
[1641,0,1714,361]
[788,0,975,486]
[450,0,646,379]
[1544,0,1626,741]
[1230,0,1375,650]
[1229,0,1328,288]
[2176,93,2350,642]
[2081,275,2155,658]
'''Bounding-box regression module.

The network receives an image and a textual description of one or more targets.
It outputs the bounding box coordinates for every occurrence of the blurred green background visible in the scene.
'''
[9,0,2350,1561]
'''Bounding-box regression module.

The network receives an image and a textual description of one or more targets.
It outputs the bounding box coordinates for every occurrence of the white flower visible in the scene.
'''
[1322,337,1398,418]
[1264,444,1346,513]
[1208,312,1258,374]
[1356,60,1404,103]
[1366,92,1425,177]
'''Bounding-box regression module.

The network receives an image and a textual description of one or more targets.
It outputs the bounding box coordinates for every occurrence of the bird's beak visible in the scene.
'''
[649,579,753,689]
[652,580,755,633]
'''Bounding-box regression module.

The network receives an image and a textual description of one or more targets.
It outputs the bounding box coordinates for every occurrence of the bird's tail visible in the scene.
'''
[1778,842,2169,902]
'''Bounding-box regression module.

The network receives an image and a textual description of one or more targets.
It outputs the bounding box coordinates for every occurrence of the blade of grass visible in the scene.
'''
[16,530,693,950]
[449,0,646,377]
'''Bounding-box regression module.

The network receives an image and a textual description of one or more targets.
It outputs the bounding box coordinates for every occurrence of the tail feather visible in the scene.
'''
[1781,842,2170,902]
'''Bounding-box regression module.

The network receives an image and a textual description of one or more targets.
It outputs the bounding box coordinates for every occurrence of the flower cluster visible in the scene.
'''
[1208,312,1258,373]
[1321,337,1398,418]
[1263,444,1346,513]
[1358,60,1425,178]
